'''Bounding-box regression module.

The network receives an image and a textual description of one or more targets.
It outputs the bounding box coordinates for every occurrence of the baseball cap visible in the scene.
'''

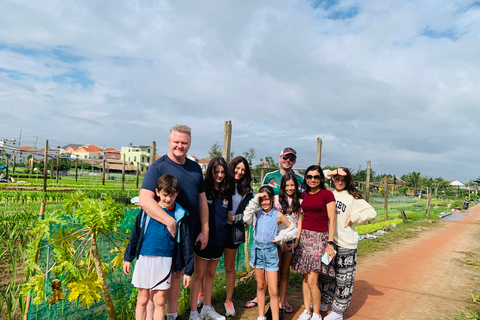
[280,147,297,157]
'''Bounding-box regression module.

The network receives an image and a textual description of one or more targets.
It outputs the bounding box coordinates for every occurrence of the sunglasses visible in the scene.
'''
[306,174,321,180]
[282,155,296,162]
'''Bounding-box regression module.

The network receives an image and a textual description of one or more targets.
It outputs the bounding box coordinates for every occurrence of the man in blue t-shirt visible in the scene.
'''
[139,124,208,320]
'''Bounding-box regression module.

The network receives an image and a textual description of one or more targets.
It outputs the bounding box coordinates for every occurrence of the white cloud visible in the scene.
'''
[0,0,479,182]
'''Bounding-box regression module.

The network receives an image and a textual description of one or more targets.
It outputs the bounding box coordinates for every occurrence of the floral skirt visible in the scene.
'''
[292,229,335,277]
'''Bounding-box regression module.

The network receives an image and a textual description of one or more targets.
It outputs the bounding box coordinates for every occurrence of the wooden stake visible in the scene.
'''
[122,154,126,191]
[222,120,232,163]
[316,138,322,166]
[75,156,79,183]
[150,141,156,165]
[384,174,388,220]
[365,161,371,202]
[425,193,432,216]
[136,162,140,189]
[43,140,48,193]
[56,150,60,184]
[102,159,106,186]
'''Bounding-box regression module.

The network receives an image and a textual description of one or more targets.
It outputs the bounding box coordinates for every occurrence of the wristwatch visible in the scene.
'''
[327,241,335,246]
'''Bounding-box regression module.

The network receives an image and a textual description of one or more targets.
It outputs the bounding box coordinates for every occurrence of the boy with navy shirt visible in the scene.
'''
[124,174,194,320]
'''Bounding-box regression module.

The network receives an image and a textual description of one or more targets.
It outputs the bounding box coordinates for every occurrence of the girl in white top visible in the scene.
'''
[273,173,303,315]
[320,168,377,320]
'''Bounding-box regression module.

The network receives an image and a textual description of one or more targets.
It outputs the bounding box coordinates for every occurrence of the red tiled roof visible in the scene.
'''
[21,146,33,151]
[198,158,211,164]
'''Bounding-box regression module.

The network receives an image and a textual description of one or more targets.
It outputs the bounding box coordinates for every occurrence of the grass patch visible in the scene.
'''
[357,219,435,256]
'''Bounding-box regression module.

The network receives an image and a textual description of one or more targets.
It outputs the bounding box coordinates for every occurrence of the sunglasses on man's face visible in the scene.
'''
[282,155,296,162]
[306,175,321,180]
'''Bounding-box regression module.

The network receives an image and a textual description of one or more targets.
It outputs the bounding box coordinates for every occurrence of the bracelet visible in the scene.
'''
[327,241,335,245]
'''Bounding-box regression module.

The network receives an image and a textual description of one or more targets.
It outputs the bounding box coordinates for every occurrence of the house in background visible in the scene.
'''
[449,180,465,188]
[198,158,211,174]
[69,145,104,160]
[121,144,153,173]
[103,147,121,160]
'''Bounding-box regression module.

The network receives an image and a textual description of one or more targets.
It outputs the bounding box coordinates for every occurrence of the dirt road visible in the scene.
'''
[345,204,480,320]
[244,204,480,320]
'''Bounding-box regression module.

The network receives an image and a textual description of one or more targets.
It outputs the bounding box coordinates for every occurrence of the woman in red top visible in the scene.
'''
[293,165,336,320]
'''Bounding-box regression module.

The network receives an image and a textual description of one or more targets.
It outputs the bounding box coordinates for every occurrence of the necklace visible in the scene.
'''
[309,188,321,195]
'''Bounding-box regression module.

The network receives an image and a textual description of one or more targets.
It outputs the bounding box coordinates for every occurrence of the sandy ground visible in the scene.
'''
[242,204,480,320]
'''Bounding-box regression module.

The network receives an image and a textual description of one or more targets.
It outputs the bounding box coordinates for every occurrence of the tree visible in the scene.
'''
[22,193,127,319]
[354,169,376,182]
[243,148,256,166]
[209,142,222,159]
[474,177,480,184]
[404,172,421,195]
[264,156,278,168]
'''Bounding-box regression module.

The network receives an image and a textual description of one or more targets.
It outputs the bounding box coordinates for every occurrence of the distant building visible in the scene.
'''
[198,158,211,174]
[449,180,465,188]
[121,144,153,173]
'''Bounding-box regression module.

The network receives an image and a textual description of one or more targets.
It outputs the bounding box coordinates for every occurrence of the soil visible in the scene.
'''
[241,204,480,320]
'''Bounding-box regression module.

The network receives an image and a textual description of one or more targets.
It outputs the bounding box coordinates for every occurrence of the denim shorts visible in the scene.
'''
[249,241,279,272]
[278,239,296,254]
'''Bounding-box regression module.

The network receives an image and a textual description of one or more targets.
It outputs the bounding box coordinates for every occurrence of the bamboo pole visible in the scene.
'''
[43,140,48,192]
[12,154,16,174]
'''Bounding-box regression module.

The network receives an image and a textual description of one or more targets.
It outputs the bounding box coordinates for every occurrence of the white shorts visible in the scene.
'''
[132,255,173,290]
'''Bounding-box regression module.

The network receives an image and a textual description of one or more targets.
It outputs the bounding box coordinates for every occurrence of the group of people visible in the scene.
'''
[123,124,377,320]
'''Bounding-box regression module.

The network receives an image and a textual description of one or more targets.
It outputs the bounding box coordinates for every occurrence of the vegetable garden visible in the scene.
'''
[0,168,475,319]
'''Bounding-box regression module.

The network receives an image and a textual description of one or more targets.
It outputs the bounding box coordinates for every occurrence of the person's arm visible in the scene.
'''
[243,194,261,225]
[292,212,303,250]
[326,201,336,258]
[345,199,377,227]
[273,213,297,244]
[138,188,177,237]
[194,192,209,250]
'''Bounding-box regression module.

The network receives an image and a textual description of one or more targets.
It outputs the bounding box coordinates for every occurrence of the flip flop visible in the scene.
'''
[283,303,293,314]
[245,299,258,308]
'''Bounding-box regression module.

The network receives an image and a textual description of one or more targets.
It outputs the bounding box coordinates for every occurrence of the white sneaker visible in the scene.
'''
[201,306,226,320]
[324,311,343,320]
[257,317,267,320]
[320,303,328,312]
[190,312,202,320]
[298,309,312,320]
[224,300,236,317]
[311,313,322,320]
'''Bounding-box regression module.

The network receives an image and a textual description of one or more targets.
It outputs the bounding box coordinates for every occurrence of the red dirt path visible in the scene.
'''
[243,205,480,320]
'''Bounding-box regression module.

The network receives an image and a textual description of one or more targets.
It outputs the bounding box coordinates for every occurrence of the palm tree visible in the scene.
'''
[405,172,421,195]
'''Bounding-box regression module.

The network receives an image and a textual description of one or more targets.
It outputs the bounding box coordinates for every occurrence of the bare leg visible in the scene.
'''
[166,269,184,314]
[266,270,279,320]
[146,291,154,320]
[136,288,150,320]
[254,269,267,318]
[203,259,221,305]
[223,247,237,302]
[191,256,207,312]
[306,271,320,315]
[279,251,294,309]
[152,290,167,320]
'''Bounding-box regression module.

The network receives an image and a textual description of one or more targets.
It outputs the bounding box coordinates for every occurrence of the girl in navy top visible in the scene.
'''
[190,157,229,320]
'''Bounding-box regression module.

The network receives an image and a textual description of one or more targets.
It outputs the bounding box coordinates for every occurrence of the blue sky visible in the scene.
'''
[0,0,479,182]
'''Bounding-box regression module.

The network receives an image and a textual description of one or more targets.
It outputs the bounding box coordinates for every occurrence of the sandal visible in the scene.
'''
[245,299,258,308]
[282,302,293,314]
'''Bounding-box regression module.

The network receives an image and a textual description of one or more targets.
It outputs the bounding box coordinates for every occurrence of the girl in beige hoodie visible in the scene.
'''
[320,168,377,320]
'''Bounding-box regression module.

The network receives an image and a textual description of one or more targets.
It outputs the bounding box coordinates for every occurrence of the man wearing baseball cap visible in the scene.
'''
[262,147,304,195]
